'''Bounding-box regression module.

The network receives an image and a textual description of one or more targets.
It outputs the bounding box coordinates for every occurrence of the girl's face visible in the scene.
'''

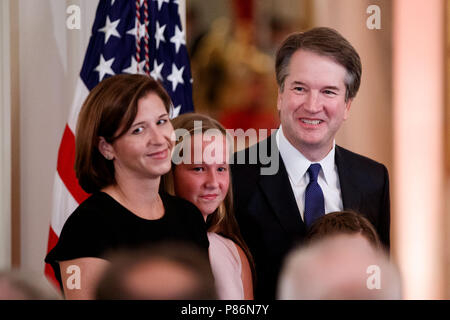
[100,93,174,180]
[172,134,230,219]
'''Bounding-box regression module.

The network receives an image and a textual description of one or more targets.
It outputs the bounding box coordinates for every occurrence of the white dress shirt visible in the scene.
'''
[276,126,343,222]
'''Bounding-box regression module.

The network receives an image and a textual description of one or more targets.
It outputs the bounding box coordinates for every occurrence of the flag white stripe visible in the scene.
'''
[67,78,90,133]
[50,173,78,237]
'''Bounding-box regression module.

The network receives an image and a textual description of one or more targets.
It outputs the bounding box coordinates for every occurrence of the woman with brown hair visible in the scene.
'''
[45,75,209,299]
[163,113,255,299]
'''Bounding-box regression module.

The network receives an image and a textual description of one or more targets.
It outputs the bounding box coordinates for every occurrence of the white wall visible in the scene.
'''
[16,0,97,274]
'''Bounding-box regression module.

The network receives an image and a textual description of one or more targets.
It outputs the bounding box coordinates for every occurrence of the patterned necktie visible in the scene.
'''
[304,163,325,228]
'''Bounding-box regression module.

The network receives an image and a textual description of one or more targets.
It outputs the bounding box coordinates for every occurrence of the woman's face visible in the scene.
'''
[172,134,230,219]
[101,92,174,180]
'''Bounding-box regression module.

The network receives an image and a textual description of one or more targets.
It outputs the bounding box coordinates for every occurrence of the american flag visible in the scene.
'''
[45,0,194,287]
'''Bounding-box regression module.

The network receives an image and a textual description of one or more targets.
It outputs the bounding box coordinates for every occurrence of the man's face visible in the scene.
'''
[277,49,352,160]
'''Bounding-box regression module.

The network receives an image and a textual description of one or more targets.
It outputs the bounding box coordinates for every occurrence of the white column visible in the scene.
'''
[393,0,445,299]
[0,0,12,269]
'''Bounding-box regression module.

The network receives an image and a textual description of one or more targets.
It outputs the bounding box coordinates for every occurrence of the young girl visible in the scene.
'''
[163,113,255,299]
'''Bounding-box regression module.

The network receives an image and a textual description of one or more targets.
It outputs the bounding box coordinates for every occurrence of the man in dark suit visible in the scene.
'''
[231,27,390,299]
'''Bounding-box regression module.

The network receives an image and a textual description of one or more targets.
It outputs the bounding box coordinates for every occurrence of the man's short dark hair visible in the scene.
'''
[305,210,382,249]
[275,27,362,101]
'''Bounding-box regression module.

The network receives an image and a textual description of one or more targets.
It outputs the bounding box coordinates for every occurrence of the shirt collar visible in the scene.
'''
[276,125,336,185]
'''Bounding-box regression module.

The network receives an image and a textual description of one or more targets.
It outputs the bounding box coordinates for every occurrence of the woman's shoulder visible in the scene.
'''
[78,191,117,208]
[160,192,209,250]
[45,193,117,266]
[160,192,204,221]
[160,191,193,208]
[61,192,128,233]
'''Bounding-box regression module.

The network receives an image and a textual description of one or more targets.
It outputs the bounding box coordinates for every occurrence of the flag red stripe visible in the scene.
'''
[46,125,89,290]
[56,125,90,204]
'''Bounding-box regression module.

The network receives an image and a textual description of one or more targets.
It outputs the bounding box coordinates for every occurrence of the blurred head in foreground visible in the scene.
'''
[95,242,217,300]
[0,270,62,300]
[305,210,382,249]
[277,234,402,300]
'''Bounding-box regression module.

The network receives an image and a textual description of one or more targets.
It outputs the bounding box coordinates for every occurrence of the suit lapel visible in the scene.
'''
[257,136,305,237]
[254,143,362,238]
[335,146,363,211]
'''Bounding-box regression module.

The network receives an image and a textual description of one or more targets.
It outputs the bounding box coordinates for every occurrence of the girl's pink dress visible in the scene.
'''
[207,232,244,299]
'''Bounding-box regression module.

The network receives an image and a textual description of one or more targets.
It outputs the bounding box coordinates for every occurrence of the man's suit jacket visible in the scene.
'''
[231,134,390,299]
